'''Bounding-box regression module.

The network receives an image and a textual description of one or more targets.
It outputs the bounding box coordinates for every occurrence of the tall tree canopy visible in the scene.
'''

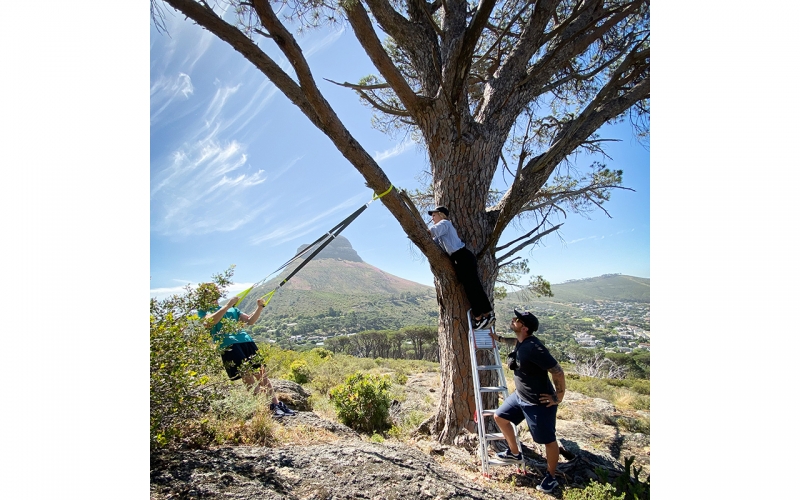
[154,0,649,443]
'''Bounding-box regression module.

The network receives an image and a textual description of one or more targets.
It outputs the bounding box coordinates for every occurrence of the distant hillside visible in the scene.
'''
[237,237,438,335]
[503,274,650,305]
[235,238,647,341]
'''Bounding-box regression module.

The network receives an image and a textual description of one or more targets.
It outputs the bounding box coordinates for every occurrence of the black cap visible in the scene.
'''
[514,309,539,332]
[427,206,449,217]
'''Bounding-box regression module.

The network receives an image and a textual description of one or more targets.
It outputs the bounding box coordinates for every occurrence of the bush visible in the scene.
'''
[329,372,393,433]
[564,481,624,500]
[594,456,650,500]
[149,269,238,447]
[311,347,333,359]
[288,360,312,384]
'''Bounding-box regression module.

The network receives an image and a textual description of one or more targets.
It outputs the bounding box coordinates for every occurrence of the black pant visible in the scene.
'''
[450,247,492,316]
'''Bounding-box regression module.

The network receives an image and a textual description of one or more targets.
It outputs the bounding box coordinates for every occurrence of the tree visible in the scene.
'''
[154,0,649,444]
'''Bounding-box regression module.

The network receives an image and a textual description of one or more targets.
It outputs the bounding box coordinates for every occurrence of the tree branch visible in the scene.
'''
[344,1,425,115]
[496,223,562,263]
[449,0,498,107]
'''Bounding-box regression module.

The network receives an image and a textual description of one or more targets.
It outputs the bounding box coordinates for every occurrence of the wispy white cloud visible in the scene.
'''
[567,235,597,245]
[249,192,364,246]
[150,73,195,124]
[373,139,415,162]
[303,27,345,58]
[202,84,241,127]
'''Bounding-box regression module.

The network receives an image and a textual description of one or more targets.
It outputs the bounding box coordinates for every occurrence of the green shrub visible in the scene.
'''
[309,355,379,394]
[288,360,312,384]
[393,371,408,385]
[607,379,650,395]
[149,269,237,447]
[616,416,650,434]
[594,456,651,500]
[329,372,393,433]
[564,481,624,500]
[311,347,333,359]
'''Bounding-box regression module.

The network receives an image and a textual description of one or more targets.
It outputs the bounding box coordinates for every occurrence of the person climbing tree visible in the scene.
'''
[428,206,495,329]
[196,283,296,417]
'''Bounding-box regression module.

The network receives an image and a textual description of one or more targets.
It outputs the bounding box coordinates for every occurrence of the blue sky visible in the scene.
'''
[150,12,650,299]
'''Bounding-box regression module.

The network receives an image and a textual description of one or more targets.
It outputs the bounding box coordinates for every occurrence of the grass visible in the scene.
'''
[566,374,650,412]
[168,343,650,449]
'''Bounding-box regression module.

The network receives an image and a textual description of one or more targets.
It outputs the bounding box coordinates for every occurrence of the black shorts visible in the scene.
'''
[220,341,262,381]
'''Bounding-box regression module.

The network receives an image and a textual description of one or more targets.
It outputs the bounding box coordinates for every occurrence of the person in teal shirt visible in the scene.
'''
[197,283,295,417]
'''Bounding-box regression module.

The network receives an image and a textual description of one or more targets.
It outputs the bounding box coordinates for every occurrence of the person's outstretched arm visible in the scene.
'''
[240,298,266,325]
[207,296,239,325]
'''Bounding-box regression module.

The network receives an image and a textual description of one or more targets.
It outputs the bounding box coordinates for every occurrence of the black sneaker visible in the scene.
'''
[483,312,496,329]
[277,401,297,416]
[495,449,523,463]
[536,472,558,493]
[269,402,285,418]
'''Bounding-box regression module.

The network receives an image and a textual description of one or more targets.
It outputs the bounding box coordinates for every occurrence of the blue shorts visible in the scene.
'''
[495,392,557,444]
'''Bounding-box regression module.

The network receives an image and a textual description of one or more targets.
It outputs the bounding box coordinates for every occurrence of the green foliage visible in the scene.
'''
[209,384,264,421]
[606,378,650,395]
[311,347,333,359]
[594,456,651,500]
[150,268,237,448]
[393,371,408,385]
[309,354,379,394]
[387,409,427,440]
[563,374,650,418]
[329,372,393,433]
[494,259,553,300]
[564,481,624,500]
[519,274,650,303]
[616,416,650,434]
[288,359,312,384]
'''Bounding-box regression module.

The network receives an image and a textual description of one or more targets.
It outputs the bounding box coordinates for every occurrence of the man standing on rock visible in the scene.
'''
[489,309,566,493]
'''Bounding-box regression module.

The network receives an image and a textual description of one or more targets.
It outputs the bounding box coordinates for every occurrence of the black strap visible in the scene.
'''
[276,204,368,289]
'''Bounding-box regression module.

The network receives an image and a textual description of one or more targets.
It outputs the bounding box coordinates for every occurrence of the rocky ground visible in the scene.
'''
[151,373,649,499]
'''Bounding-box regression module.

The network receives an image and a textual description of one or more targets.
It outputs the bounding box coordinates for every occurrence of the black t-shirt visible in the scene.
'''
[512,335,558,405]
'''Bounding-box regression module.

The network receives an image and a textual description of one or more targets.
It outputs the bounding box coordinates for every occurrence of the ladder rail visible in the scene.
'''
[467,314,490,473]
[467,309,526,476]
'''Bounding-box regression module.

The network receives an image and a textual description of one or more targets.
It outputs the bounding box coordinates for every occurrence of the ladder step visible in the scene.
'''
[483,432,507,441]
[487,459,520,467]
[479,386,507,393]
[481,409,497,417]
[477,364,502,370]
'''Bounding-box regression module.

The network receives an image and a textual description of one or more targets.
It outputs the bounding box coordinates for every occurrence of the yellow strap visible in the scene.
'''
[259,290,276,307]
[372,184,393,200]
[233,285,254,305]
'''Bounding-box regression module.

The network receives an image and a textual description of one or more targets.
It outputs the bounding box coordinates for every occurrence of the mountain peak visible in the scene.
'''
[297,236,363,263]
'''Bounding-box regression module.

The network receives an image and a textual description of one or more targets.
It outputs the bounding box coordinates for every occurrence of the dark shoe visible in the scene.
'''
[536,472,558,493]
[483,312,496,329]
[269,402,285,418]
[495,449,523,463]
[277,401,297,416]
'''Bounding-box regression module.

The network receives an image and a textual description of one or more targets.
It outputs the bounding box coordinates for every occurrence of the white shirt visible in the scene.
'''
[429,219,465,255]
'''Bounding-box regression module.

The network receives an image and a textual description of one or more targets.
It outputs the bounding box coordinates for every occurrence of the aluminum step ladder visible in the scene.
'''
[467,310,526,476]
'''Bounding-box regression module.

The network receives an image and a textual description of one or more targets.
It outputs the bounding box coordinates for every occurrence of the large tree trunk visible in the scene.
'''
[422,121,503,443]
[427,251,501,443]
